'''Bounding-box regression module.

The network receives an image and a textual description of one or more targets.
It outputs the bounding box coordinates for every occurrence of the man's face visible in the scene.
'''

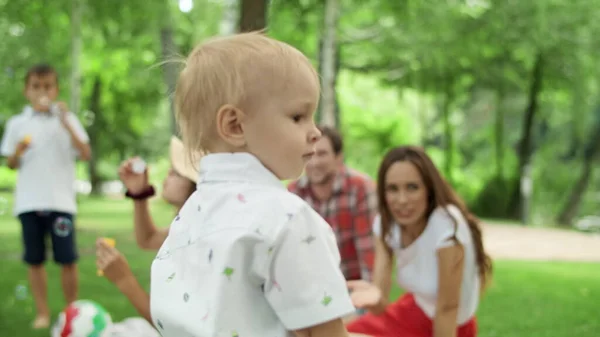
[304,136,340,185]
[24,73,59,112]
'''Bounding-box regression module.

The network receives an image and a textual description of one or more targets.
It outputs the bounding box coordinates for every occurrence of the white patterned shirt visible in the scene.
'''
[150,153,355,337]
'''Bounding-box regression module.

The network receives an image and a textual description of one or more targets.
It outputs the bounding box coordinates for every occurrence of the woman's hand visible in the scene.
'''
[347,280,383,311]
[96,238,154,324]
[96,238,134,288]
[118,157,150,195]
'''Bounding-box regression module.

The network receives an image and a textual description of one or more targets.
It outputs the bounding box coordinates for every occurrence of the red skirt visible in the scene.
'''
[346,294,477,337]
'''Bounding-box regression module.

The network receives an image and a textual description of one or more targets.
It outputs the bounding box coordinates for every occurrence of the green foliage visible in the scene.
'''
[1,0,600,223]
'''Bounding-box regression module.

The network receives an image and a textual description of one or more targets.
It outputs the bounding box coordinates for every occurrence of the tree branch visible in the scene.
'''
[339,62,405,73]
[339,27,383,44]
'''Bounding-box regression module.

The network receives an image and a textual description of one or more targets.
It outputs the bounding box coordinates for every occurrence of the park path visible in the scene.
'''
[482,223,600,262]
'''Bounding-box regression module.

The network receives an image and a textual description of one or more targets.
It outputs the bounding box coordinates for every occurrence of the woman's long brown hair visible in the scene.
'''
[376,145,492,284]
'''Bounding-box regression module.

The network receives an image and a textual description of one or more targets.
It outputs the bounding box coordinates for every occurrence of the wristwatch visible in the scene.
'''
[125,185,156,200]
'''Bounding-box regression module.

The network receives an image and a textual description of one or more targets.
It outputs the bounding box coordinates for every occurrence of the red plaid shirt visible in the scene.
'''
[288,166,377,281]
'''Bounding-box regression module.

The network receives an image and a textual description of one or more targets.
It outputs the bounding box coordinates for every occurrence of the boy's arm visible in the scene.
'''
[57,104,91,161]
[64,122,91,161]
[6,149,25,170]
[1,118,25,170]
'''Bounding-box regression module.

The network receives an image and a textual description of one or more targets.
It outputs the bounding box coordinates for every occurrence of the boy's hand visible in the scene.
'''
[15,139,31,156]
[33,96,51,112]
[55,101,70,126]
[96,238,134,287]
[118,157,150,194]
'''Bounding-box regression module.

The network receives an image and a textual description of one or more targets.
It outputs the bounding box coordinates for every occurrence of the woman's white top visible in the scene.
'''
[373,205,480,324]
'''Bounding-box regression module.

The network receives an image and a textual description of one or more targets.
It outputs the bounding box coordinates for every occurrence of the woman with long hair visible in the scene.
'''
[346,146,492,337]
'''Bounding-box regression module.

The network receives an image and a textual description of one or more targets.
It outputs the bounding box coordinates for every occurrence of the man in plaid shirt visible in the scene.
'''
[288,126,376,281]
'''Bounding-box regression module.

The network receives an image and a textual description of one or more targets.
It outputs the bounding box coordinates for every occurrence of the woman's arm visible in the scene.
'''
[115,276,153,324]
[133,199,169,250]
[96,239,153,325]
[117,158,169,251]
[369,236,394,314]
[293,318,350,337]
[434,244,465,337]
[347,235,394,316]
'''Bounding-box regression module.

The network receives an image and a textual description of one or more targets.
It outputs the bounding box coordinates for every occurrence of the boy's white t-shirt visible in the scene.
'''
[0,106,89,215]
[150,153,355,337]
[373,205,480,325]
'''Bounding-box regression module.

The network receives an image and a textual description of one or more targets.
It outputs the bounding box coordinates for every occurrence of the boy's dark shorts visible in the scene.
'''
[18,211,78,265]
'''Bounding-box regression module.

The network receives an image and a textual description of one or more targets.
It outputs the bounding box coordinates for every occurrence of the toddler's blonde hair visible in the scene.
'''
[175,31,319,160]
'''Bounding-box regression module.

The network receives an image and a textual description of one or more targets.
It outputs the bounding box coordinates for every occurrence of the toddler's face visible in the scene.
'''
[242,63,321,180]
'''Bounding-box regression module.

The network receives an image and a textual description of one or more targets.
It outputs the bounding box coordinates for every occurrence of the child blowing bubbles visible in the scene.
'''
[150,32,358,337]
[0,64,91,329]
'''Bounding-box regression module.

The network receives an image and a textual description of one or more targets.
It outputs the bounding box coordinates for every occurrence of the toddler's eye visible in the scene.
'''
[292,114,303,122]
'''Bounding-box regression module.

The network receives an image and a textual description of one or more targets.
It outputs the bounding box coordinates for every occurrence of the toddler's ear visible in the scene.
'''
[215,104,246,148]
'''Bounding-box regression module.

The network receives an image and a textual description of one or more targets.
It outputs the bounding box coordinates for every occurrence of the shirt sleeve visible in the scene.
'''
[433,206,466,249]
[0,118,18,157]
[260,204,355,331]
[352,181,377,281]
[66,112,89,143]
[372,214,382,238]
[65,112,90,158]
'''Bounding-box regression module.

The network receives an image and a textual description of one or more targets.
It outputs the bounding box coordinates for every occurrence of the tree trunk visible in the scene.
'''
[239,0,268,32]
[219,0,239,35]
[160,25,178,136]
[494,87,506,179]
[442,82,454,184]
[556,107,600,225]
[334,43,341,128]
[87,77,102,195]
[507,52,544,219]
[315,36,323,124]
[556,159,593,226]
[319,0,339,128]
[70,0,82,115]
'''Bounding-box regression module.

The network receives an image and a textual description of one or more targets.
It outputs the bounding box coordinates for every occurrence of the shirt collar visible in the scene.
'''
[197,152,285,189]
[22,105,35,117]
[22,105,55,118]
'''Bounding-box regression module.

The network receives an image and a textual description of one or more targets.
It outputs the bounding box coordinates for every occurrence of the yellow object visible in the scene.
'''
[97,238,117,277]
[23,135,32,145]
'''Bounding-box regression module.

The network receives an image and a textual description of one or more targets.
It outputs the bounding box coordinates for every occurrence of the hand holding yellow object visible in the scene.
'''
[97,238,116,276]
[23,135,32,145]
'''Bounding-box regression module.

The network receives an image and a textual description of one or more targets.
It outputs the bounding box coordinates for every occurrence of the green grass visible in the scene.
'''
[0,192,599,337]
